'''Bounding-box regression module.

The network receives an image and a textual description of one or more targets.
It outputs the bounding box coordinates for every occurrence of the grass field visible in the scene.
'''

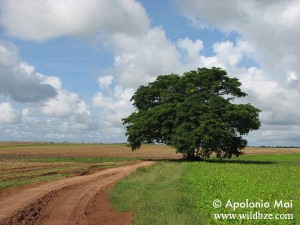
[111,154,300,225]
[0,142,299,224]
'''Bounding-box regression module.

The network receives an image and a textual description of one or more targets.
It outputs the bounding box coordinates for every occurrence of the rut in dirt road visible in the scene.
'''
[0,161,154,225]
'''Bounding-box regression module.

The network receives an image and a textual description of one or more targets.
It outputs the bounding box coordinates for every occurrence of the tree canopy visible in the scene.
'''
[122,67,261,160]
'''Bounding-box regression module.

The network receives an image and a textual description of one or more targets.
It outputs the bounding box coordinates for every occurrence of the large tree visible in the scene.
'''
[122,67,261,160]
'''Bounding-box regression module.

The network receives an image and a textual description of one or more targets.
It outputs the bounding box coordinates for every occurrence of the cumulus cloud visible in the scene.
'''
[38,75,96,131]
[176,37,253,72]
[93,75,134,127]
[176,0,300,81]
[91,75,136,142]
[1,0,185,136]
[1,80,97,141]
[98,75,114,89]
[101,27,182,88]
[0,42,57,102]
[0,41,96,141]
[0,102,19,124]
[41,89,85,118]
[39,75,89,119]
[0,0,150,41]
[177,37,203,58]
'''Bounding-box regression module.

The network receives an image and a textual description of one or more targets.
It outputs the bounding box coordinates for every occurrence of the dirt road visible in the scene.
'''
[0,161,154,225]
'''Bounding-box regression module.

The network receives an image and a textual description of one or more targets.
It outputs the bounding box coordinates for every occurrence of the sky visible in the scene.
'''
[0,0,300,146]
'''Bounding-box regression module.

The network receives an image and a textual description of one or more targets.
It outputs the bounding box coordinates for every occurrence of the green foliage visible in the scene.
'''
[123,67,261,159]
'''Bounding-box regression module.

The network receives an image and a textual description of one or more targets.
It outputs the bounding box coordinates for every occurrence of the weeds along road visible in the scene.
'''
[0,161,154,225]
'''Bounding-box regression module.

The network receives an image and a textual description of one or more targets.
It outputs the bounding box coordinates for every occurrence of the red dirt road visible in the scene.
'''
[0,161,154,225]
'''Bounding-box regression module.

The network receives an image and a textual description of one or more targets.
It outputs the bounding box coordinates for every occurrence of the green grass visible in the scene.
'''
[186,162,299,224]
[235,153,300,166]
[0,173,68,189]
[111,162,204,225]
[111,154,300,225]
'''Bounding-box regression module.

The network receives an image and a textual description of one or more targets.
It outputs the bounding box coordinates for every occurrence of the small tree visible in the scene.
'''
[122,67,261,160]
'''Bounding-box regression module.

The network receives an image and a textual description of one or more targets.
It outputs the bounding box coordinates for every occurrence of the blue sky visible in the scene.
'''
[0,0,300,146]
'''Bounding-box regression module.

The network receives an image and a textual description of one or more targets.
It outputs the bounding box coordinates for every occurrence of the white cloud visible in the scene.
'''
[0,41,96,140]
[39,75,96,131]
[41,75,62,89]
[0,42,57,102]
[19,62,35,74]
[176,0,300,81]
[287,71,298,82]
[102,27,182,88]
[0,0,150,41]
[212,40,250,67]
[0,41,18,66]
[41,89,85,118]
[0,102,19,124]
[93,76,134,127]
[177,38,203,58]
[176,37,253,72]
[98,75,114,89]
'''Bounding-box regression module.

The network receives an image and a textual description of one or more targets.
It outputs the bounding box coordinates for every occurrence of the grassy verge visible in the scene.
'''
[111,154,300,225]
[111,162,204,225]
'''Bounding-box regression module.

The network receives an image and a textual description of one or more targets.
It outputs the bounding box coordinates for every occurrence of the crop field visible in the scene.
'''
[0,142,300,224]
[112,153,300,225]
[0,142,182,158]
[0,142,181,190]
[1,142,298,190]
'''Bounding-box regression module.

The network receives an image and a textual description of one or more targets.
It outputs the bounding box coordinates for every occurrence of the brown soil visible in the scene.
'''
[0,143,182,159]
[0,161,154,225]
